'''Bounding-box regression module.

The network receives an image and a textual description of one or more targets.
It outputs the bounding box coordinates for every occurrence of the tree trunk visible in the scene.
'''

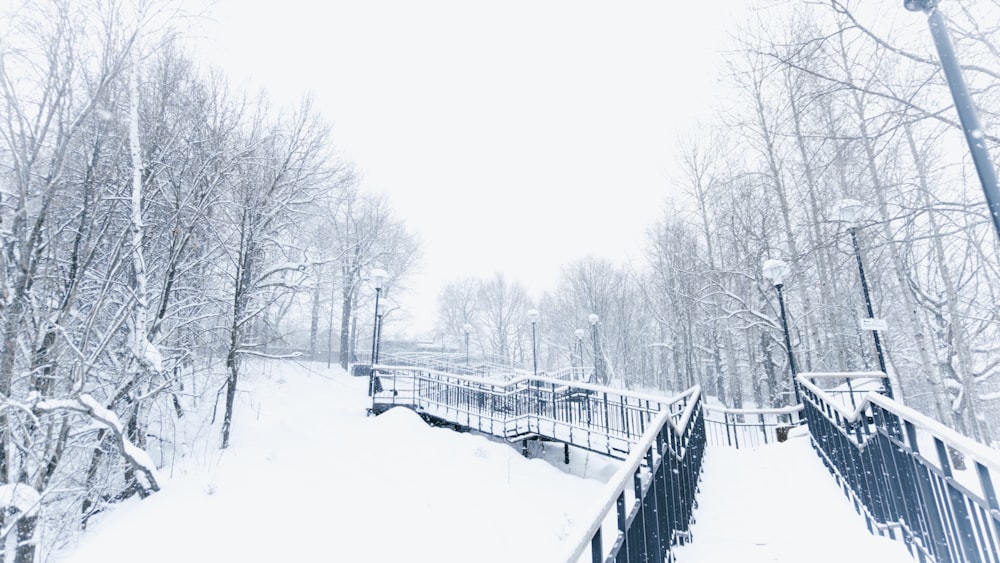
[905,122,985,440]
[309,283,321,357]
[339,283,354,370]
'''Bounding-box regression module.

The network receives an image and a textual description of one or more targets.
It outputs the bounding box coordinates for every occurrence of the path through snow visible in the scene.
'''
[673,428,915,563]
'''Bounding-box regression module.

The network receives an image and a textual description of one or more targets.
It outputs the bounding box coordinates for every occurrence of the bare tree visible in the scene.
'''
[219,99,336,448]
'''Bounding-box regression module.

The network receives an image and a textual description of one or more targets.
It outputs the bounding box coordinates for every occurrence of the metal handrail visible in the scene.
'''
[798,373,1000,562]
[703,403,803,449]
[367,353,531,380]
[564,386,705,562]
[371,365,671,457]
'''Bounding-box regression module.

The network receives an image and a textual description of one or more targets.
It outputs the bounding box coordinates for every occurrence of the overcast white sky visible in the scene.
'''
[192,1,747,336]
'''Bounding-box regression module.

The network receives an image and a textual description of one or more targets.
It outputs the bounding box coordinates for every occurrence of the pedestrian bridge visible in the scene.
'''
[367,355,1000,563]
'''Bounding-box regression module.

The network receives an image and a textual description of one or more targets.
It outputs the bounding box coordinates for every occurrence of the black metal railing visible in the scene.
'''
[371,366,675,459]
[359,352,530,380]
[565,386,705,563]
[703,404,802,449]
[799,372,1000,562]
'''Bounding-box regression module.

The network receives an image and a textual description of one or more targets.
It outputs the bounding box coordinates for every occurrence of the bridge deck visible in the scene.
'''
[371,366,673,460]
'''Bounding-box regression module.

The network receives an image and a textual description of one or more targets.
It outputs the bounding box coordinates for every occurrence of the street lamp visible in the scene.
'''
[905,0,1000,242]
[527,309,539,376]
[574,328,586,381]
[762,259,801,405]
[835,200,895,401]
[367,268,387,397]
[589,313,602,385]
[463,323,472,366]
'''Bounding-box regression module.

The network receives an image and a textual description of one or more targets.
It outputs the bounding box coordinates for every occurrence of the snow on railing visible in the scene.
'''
[798,372,1000,563]
[370,365,674,459]
[564,386,705,563]
[361,352,530,381]
[702,403,803,449]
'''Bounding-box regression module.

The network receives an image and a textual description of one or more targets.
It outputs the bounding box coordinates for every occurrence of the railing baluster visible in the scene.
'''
[591,529,603,563]
[978,462,1000,563]
[798,372,1000,563]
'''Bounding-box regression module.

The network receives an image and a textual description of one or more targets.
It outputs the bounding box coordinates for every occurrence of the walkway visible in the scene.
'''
[59,357,993,562]
[673,427,913,563]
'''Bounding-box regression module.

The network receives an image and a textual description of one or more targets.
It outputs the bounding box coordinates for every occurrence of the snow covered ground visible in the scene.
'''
[54,360,615,563]
[55,359,916,563]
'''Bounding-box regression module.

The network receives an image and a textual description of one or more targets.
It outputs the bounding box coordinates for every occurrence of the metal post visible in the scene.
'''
[530,321,538,376]
[590,314,602,385]
[465,331,470,366]
[575,328,585,381]
[375,311,383,363]
[774,284,802,405]
[368,286,381,397]
[906,0,1000,242]
[850,227,895,400]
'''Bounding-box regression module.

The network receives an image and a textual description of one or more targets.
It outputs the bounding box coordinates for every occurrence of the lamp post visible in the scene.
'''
[574,328,586,381]
[367,268,387,397]
[589,313,602,384]
[527,309,539,376]
[905,0,1000,242]
[762,259,801,405]
[463,323,472,366]
[835,200,895,401]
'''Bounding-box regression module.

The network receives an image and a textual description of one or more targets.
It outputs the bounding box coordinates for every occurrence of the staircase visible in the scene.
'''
[366,362,1000,563]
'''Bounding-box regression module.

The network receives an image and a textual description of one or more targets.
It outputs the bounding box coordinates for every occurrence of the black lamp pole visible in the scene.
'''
[575,329,585,381]
[527,309,539,376]
[773,283,801,405]
[848,227,895,400]
[763,260,800,406]
[367,269,387,398]
[905,0,1000,242]
[464,324,471,366]
[530,321,538,376]
[368,285,382,397]
[589,314,601,385]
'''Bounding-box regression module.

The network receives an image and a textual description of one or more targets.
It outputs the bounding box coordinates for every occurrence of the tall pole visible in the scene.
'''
[527,309,539,376]
[530,321,537,376]
[575,329,585,381]
[367,268,387,399]
[589,314,601,385]
[368,286,381,397]
[774,284,802,405]
[906,0,1000,241]
[464,328,470,366]
[375,311,384,363]
[849,227,895,401]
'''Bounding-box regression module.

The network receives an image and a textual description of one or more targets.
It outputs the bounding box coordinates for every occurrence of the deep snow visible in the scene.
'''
[55,360,612,562]
[55,360,915,562]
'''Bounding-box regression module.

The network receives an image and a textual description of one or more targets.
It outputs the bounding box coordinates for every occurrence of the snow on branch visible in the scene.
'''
[252,261,310,287]
[34,395,161,495]
[236,349,302,360]
[134,335,164,373]
[0,483,40,517]
[0,483,41,543]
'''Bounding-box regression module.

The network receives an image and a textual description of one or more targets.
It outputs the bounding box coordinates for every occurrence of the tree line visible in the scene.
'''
[436,0,1000,449]
[0,2,418,560]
